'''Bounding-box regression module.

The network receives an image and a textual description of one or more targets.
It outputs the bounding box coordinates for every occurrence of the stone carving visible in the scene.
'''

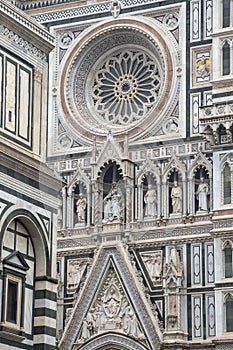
[65,308,73,327]
[78,268,144,343]
[163,247,183,331]
[58,134,72,149]
[67,259,87,292]
[164,13,179,30]
[196,177,209,211]
[196,56,210,79]
[171,180,182,214]
[144,185,157,218]
[0,24,47,60]
[103,184,123,223]
[60,31,74,49]
[141,251,162,283]
[76,193,87,223]
[57,273,64,298]
[164,118,179,134]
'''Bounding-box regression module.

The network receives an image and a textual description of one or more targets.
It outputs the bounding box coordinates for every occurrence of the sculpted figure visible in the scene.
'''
[76,193,86,223]
[102,184,123,223]
[171,180,182,214]
[196,177,209,211]
[144,184,157,217]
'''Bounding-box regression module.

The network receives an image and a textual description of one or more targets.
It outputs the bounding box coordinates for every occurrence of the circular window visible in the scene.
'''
[60,18,176,143]
[90,50,161,125]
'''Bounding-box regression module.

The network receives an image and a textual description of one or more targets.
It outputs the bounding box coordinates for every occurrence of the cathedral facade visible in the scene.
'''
[1,0,233,349]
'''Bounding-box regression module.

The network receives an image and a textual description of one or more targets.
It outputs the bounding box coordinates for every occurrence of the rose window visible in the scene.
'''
[91,50,161,125]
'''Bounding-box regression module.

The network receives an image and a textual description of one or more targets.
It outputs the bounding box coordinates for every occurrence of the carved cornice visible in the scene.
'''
[0,0,54,54]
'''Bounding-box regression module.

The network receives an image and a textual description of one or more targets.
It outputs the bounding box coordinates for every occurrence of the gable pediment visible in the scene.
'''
[3,251,29,271]
[59,243,162,350]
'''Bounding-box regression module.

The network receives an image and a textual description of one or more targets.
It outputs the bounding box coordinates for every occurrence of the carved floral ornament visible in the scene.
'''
[59,17,179,144]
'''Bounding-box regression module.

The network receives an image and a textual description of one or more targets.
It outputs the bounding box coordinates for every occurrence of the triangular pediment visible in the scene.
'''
[93,133,124,180]
[3,251,29,271]
[59,243,162,350]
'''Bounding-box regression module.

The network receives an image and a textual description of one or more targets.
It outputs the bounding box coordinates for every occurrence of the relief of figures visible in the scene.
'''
[141,251,162,283]
[67,260,87,292]
[78,268,144,342]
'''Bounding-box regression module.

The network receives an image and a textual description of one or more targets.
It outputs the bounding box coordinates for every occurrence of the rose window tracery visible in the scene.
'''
[91,50,161,125]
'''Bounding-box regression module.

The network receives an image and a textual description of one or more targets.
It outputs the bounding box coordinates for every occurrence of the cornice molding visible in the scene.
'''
[0,0,54,54]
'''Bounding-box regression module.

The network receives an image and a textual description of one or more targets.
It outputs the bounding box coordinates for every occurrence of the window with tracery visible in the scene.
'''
[222,41,230,76]
[223,163,231,204]
[91,50,161,125]
[224,241,233,278]
[223,0,231,28]
[225,294,233,331]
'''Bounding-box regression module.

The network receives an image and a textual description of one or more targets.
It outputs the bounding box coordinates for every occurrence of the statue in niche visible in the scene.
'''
[196,177,209,211]
[171,180,182,214]
[144,184,157,218]
[76,193,86,223]
[103,184,123,223]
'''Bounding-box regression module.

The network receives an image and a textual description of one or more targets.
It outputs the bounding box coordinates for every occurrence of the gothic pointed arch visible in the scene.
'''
[76,333,150,350]
[162,154,186,182]
[136,158,161,185]
[188,151,212,179]
[67,166,91,194]
[93,132,124,181]
[59,243,162,350]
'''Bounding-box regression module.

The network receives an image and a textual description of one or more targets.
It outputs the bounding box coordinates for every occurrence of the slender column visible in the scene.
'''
[138,184,143,221]
[124,179,130,227]
[62,186,67,229]
[157,181,161,219]
[87,189,91,226]
[182,177,187,216]
[209,177,213,211]
[67,189,73,228]
[189,177,195,215]
[162,180,168,218]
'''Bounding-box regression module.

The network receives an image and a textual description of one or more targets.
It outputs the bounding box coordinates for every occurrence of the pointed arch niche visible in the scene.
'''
[164,170,184,218]
[97,160,125,225]
[193,167,210,215]
[66,169,91,228]
[137,168,160,222]
[188,153,212,216]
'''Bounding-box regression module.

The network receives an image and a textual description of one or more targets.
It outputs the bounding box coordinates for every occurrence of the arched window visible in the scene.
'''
[223,163,231,204]
[222,41,230,76]
[226,294,233,331]
[223,0,231,27]
[224,242,233,278]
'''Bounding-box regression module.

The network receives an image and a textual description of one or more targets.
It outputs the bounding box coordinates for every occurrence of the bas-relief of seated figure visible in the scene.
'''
[103,184,123,223]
